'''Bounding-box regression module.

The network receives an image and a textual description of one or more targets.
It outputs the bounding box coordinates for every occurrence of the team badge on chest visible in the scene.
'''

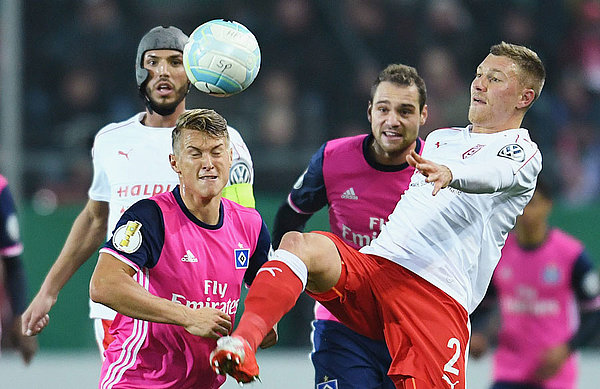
[542,264,561,284]
[235,243,250,269]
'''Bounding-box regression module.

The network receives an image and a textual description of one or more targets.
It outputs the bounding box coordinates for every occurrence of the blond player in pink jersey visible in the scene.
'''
[210,42,545,389]
[470,179,600,389]
[21,26,256,356]
[90,109,272,388]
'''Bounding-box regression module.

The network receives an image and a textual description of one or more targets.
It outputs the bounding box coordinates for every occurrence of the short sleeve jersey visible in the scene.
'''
[492,229,600,388]
[87,112,254,319]
[288,134,423,321]
[361,126,542,313]
[98,186,270,389]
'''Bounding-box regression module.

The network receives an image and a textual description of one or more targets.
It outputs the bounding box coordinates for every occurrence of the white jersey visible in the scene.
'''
[361,126,541,313]
[87,112,254,319]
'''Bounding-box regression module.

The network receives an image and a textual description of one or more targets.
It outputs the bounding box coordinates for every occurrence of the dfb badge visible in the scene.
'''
[112,220,143,253]
[235,246,250,269]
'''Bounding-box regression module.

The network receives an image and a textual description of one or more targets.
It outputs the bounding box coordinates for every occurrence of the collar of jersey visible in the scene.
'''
[363,134,422,172]
[173,185,224,230]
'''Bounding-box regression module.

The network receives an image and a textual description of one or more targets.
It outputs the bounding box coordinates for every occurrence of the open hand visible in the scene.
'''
[406,150,452,196]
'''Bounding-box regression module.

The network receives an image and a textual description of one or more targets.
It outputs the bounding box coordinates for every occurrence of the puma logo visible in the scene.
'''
[118,149,132,159]
[256,267,283,277]
[442,374,459,389]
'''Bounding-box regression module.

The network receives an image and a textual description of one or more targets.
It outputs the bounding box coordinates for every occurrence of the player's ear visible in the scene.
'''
[420,104,428,126]
[169,154,181,175]
[517,88,535,109]
[367,101,373,123]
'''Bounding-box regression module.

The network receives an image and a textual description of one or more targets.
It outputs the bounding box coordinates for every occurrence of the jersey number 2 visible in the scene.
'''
[444,337,461,376]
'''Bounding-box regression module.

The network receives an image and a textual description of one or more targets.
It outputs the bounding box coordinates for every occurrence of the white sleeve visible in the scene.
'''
[446,140,542,194]
[87,137,111,202]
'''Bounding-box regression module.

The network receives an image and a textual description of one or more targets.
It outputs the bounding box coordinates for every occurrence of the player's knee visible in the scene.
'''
[279,231,311,262]
[281,231,332,268]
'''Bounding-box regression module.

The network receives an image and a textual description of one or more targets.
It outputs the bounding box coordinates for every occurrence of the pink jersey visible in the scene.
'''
[88,112,255,320]
[492,230,583,388]
[314,135,421,321]
[99,189,268,388]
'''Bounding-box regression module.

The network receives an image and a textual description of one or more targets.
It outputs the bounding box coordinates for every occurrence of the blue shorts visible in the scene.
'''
[491,382,544,389]
[311,319,395,389]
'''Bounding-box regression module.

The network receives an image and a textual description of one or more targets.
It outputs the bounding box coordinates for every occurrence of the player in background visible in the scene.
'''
[0,174,37,364]
[272,64,427,389]
[210,42,544,389]
[21,25,256,356]
[469,179,600,389]
[90,109,273,388]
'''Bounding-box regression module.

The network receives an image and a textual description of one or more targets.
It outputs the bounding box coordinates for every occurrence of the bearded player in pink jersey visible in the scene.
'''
[90,109,272,388]
[21,26,256,356]
[470,179,600,389]
[272,64,427,389]
[210,42,545,389]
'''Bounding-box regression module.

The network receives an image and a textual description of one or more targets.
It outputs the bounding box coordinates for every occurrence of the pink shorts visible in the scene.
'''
[307,231,470,389]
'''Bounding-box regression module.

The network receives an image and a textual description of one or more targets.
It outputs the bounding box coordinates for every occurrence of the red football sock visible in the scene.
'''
[233,260,305,351]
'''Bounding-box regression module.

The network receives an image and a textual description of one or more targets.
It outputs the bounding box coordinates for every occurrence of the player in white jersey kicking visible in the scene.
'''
[210,41,545,389]
[21,26,256,357]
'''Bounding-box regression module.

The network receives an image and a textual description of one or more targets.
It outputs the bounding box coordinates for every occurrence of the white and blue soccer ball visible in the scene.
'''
[183,19,261,97]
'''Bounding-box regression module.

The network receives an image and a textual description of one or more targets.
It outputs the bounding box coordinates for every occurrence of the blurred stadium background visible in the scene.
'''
[1,0,600,386]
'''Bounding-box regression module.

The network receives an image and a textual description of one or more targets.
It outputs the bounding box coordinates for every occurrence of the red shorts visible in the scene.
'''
[306,231,470,389]
[94,318,116,358]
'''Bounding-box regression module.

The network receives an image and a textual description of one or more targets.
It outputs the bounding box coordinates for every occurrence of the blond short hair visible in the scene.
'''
[490,42,546,104]
[172,109,229,153]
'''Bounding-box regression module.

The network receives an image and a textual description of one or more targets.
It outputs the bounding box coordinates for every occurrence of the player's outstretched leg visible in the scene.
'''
[210,336,259,384]
[210,232,339,382]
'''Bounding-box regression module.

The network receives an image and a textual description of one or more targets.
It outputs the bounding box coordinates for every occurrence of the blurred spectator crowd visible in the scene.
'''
[18,0,600,206]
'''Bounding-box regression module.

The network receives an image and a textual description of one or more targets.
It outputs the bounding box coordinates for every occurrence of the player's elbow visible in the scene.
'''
[89,272,112,305]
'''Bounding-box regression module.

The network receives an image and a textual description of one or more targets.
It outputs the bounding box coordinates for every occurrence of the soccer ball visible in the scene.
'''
[183,19,261,97]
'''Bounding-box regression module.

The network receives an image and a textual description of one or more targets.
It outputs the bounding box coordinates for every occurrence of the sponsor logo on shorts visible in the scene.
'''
[442,375,459,389]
